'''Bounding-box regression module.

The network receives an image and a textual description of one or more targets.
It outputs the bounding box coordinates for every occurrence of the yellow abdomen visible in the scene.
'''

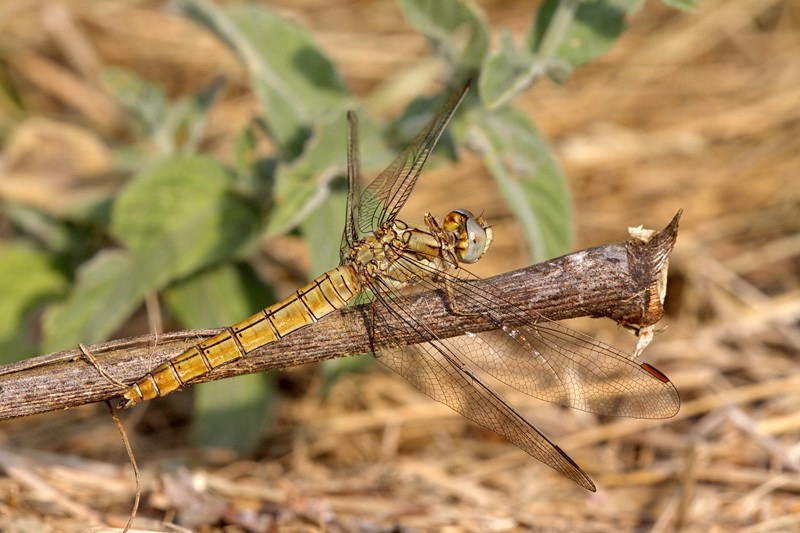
[121,265,360,406]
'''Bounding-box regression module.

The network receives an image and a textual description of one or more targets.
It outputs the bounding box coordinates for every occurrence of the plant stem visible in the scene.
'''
[537,0,581,60]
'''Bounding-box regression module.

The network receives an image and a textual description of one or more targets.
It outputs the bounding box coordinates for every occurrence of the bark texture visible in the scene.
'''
[0,211,681,420]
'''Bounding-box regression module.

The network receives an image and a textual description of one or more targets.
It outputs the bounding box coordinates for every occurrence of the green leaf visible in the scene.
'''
[111,155,260,288]
[191,374,277,454]
[400,0,490,71]
[299,176,348,276]
[164,262,275,330]
[1,204,74,255]
[44,156,260,351]
[164,262,277,454]
[164,76,226,156]
[479,29,541,110]
[175,0,350,157]
[102,67,169,140]
[265,113,349,237]
[528,0,630,70]
[266,111,390,238]
[387,88,469,161]
[659,0,696,10]
[0,244,66,362]
[470,107,572,262]
[42,249,142,351]
[103,67,224,157]
[231,126,279,218]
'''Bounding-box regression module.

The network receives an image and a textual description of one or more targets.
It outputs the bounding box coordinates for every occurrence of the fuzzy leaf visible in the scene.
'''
[175,0,350,157]
[111,155,260,287]
[528,0,630,69]
[400,0,490,70]
[43,250,140,351]
[470,107,572,262]
[0,245,66,361]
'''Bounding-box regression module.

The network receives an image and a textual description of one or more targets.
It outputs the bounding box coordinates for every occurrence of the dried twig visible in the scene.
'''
[0,211,681,420]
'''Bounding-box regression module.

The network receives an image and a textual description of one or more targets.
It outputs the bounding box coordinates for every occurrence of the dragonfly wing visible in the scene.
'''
[341,110,363,262]
[441,273,680,419]
[381,257,680,419]
[371,296,596,491]
[357,82,470,234]
[447,322,680,419]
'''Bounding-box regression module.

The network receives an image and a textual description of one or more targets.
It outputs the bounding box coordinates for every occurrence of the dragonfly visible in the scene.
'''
[119,81,680,491]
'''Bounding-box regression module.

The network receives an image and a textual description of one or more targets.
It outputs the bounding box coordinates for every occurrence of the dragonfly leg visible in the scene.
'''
[442,275,483,318]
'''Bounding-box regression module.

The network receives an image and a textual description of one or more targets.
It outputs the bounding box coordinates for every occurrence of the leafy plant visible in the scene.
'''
[0,0,694,450]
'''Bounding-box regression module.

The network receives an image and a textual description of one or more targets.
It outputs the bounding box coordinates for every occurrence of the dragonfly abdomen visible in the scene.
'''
[120,265,360,407]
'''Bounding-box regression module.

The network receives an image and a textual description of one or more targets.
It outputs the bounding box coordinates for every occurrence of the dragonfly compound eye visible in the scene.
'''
[444,209,493,263]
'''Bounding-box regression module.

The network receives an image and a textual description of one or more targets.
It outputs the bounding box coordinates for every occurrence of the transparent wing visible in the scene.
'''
[338,81,677,489]
[341,110,362,262]
[376,252,680,419]
[368,277,595,491]
[356,82,470,236]
[382,338,596,490]
[361,248,678,489]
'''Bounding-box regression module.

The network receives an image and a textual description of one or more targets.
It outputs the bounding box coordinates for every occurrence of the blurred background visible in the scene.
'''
[1,0,799,531]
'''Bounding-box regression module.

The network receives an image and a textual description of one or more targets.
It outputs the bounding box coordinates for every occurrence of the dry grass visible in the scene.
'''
[1,0,799,531]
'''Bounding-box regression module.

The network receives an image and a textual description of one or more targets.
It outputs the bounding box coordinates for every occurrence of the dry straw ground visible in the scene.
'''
[1,0,799,531]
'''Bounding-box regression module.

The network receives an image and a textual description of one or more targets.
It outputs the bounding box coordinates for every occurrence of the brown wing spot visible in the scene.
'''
[641,362,671,383]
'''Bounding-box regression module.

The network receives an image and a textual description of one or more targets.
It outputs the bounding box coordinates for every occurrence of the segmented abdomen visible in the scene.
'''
[120,265,360,407]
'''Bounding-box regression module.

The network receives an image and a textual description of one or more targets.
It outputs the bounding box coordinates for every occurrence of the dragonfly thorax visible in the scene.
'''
[348,219,448,290]
[347,210,492,292]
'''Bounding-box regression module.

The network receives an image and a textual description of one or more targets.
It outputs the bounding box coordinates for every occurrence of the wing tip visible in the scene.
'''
[640,362,670,384]
[578,475,597,492]
[641,362,681,417]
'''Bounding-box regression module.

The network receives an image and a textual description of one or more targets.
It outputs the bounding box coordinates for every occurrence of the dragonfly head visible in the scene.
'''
[442,209,493,264]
